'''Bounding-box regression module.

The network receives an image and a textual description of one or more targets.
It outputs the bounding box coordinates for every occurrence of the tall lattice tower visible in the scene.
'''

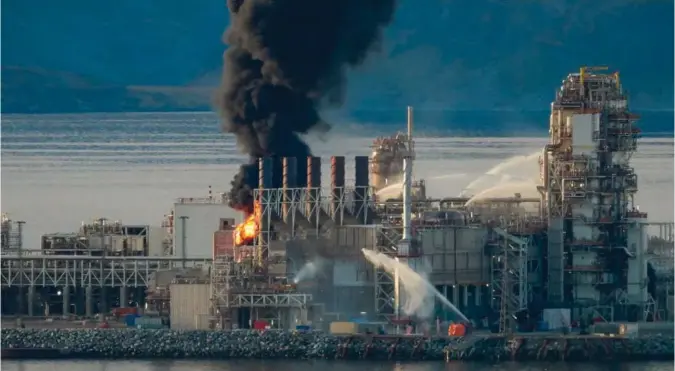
[542,67,644,319]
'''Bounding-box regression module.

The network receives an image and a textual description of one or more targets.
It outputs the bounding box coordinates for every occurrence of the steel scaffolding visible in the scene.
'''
[489,228,528,334]
[1,256,211,287]
[252,185,375,267]
[373,225,401,320]
[543,66,642,314]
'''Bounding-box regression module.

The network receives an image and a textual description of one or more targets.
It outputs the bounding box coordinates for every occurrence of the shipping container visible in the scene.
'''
[623,323,639,338]
[253,320,269,330]
[135,316,164,329]
[636,321,674,336]
[169,283,211,330]
[124,314,138,327]
[591,322,624,336]
[112,307,138,318]
[330,321,359,335]
[448,323,466,337]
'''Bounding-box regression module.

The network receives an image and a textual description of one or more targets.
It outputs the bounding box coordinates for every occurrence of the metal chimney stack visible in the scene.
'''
[354,156,370,224]
[306,156,322,225]
[330,156,346,225]
[400,106,414,254]
[257,157,275,265]
[282,157,298,225]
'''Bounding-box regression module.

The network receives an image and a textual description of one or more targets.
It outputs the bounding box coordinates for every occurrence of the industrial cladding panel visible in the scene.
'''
[331,226,378,251]
[570,114,596,155]
[169,283,211,330]
[420,227,486,254]
[332,260,372,287]
[331,286,375,317]
[173,203,242,259]
[213,229,235,258]
[147,226,167,257]
[420,228,454,254]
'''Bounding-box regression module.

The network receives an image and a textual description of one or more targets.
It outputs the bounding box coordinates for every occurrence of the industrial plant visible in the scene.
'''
[1,67,673,335]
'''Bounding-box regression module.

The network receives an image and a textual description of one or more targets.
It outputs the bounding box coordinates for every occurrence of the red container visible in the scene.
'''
[253,320,269,330]
[112,307,138,318]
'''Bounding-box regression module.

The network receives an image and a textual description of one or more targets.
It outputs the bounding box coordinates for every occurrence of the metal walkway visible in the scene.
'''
[1,255,212,287]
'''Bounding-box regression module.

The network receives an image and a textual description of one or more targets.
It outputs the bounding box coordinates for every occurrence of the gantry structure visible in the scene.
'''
[541,66,649,320]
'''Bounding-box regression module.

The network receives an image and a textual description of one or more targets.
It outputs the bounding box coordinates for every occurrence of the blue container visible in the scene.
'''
[295,325,310,332]
[124,314,137,327]
[537,321,549,331]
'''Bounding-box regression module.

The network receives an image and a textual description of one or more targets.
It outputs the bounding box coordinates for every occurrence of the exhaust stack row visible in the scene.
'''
[256,156,372,225]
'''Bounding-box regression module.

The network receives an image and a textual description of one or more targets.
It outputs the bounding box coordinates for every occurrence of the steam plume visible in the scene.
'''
[215,0,397,213]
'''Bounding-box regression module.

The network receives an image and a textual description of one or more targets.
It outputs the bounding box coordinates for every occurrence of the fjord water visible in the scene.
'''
[1,112,673,248]
[2,359,673,371]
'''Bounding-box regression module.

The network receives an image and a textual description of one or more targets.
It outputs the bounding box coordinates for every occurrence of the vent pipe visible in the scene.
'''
[282,157,298,225]
[306,156,322,225]
[331,156,346,224]
[400,106,414,254]
[354,156,370,224]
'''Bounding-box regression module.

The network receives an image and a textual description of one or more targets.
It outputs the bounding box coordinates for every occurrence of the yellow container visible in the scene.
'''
[330,321,359,335]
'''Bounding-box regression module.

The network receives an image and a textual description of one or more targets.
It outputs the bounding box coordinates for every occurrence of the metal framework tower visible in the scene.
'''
[490,228,529,334]
[542,66,643,318]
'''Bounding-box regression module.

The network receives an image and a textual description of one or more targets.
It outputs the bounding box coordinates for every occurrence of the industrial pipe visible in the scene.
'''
[306,156,322,225]
[354,156,370,224]
[400,106,414,254]
[331,156,346,225]
[282,157,298,225]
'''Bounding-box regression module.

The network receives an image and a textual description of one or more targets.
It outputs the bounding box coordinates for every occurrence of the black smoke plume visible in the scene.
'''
[215,0,397,214]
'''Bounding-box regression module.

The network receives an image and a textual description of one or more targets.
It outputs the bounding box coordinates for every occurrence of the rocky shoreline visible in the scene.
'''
[2,329,673,362]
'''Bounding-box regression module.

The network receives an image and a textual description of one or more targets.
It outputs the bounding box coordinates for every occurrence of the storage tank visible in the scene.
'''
[369,133,408,192]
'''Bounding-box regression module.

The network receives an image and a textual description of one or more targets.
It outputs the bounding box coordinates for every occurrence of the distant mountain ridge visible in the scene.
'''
[2,0,673,124]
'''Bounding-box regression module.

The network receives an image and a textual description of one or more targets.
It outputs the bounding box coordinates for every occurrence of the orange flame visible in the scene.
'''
[233,202,261,246]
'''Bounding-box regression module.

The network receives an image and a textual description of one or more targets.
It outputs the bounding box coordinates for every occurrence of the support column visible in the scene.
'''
[85,286,93,317]
[62,286,71,316]
[120,286,128,308]
[27,286,35,317]
[17,287,25,316]
[475,285,481,307]
[442,285,449,321]
[100,286,108,314]
[452,285,459,306]
[462,285,468,310]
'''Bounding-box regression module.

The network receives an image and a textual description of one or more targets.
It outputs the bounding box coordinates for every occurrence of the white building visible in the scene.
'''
[172,196,242,259]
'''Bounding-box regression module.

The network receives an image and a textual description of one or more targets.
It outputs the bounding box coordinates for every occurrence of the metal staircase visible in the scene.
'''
[490,228,528,334]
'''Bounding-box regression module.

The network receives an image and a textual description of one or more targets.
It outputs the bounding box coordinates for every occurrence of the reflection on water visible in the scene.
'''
[1,360,671,371]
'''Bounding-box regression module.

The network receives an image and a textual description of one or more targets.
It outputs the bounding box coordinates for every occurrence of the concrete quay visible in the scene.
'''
[1,329,673,362]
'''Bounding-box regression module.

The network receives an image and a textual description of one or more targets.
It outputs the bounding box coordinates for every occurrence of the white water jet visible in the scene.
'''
[293,259,325,284]
[427,173,467,180]
[459,151,540,197]
[376,174,467,200]
[464,180,539,207]
[375,181,403,199]
[361,248,469,322]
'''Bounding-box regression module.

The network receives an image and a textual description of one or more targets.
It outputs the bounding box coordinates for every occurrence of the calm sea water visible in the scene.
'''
[1,112,673,247]
[2,360,674,371]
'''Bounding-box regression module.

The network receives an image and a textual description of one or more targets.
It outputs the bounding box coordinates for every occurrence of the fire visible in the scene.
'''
[233,202,261,246]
